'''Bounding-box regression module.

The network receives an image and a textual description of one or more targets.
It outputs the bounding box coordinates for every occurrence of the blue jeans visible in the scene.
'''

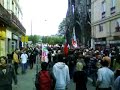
[21,63,27,73]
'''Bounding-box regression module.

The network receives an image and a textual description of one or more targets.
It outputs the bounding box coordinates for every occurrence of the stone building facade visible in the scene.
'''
[0,0,26,56]
[91,0,120,48]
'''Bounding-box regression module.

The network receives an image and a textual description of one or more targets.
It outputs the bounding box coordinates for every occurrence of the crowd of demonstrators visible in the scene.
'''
[35,45,120,90]
[1,44,120,90]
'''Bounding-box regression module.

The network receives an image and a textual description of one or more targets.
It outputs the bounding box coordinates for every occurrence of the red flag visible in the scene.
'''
[64,43,68,57]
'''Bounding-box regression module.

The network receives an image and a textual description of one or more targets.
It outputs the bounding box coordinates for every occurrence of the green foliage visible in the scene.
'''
[28,35,41,44]
[28,35,64,45]
[58,18,66,35]
[42,36,65,45]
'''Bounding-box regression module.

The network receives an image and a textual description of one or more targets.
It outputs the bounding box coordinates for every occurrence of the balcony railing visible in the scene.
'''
[102,11,105,18]
[0,4,26,34]
[0,4,11,25]
[115,26,120,32]
[11,13,26,33]
[111,7,115,14]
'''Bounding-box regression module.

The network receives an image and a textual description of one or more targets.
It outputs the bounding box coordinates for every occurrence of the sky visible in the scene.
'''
[20,0,68,36]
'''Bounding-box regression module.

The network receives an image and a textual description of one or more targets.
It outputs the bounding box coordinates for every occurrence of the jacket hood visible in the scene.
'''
[56,62,65,69]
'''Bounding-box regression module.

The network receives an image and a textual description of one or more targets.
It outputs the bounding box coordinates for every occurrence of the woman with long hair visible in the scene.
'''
[0,56,17,90]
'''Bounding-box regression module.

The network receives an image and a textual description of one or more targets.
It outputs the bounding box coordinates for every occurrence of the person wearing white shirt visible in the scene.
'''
[20,51,28,74]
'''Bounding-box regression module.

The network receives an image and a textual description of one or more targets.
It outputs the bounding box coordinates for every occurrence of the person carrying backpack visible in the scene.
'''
[35,62,56,90]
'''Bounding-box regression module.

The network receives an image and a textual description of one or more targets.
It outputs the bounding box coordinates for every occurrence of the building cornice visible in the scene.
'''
[91,12,120,26]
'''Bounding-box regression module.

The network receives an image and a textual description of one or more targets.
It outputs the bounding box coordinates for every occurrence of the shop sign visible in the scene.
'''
[95,41,106,44]
[0,31,6,39]
[0,27,6,40]
[109,40,120,44]
[6,30,12,39]
[21,36,28,42]
[12,34,18,40]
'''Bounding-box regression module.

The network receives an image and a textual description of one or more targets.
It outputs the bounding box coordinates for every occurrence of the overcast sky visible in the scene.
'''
[20,0,68,36]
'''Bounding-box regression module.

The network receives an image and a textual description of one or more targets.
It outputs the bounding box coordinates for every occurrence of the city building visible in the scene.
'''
[0,0,26,56]
[91,0,120,49]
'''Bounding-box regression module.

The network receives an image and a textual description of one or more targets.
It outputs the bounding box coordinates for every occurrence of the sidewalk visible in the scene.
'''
[12,66,37,90]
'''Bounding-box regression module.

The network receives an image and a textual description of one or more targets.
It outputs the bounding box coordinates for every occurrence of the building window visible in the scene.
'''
[99,24,103,32]
[0,0,4,6]
[111,0,116,14]
[18,11,19,18]
[7,0,9,9]
[87,0,91,6]
[112,0,116,7]
[72,5,74,14]
[12,1,14,12]
[101,0,106,18]
[115,19,120,32]
[15,7,17,16]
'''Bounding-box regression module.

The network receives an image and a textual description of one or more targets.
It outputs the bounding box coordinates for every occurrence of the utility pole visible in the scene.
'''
[31,19,32,36]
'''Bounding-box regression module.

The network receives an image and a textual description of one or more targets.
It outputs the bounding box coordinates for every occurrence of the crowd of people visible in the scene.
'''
[0,46,40,90]
[35,46,120,90]
[0,45,120,90]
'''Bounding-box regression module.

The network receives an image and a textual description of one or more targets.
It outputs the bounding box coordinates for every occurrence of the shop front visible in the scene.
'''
[0,26,6,56]
[6,30,12,54]
[12,34,19,51]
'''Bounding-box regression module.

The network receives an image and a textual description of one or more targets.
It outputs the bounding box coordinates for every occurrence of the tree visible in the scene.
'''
[28,35,41,44]
[42,36,64,45]
[58,18,66,35]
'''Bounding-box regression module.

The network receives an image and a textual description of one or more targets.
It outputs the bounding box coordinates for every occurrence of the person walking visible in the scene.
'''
[0,56,17,90]
[35,62,56,90]
[20,51,28,74]
[114,69,120,90]
[96,60,114,90]
[12,49,19,75]
[102,52,111,67]
[73,62,87,90]
[53,53,70,90]
[29,52,34,69]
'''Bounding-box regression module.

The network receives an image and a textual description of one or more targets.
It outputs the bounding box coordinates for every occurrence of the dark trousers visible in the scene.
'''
[0,85,12,90]
[14,62,18,74]
[97,87,111,90]
[29,60,34,69]
[110,57,114,68]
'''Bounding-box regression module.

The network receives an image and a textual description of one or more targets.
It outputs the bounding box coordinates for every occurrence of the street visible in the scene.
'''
[12,65,95,90]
